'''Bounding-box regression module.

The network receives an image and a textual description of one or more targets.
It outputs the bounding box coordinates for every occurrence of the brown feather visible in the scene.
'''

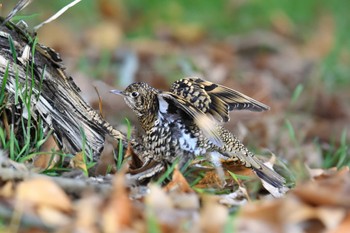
[171,77,270,123]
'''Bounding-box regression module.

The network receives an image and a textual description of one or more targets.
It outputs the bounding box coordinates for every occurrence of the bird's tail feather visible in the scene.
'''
[236,148,286,188]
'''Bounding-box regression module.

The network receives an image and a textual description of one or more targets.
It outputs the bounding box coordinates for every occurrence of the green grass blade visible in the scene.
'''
[117,139,124,170]
[156,158,179,185]
[290,83,304,105]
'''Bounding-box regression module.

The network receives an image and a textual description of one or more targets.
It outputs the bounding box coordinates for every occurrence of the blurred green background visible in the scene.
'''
[2,0,349,88]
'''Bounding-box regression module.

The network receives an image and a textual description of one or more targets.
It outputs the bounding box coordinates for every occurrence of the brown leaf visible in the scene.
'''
[195,170,223,189]
[146,184,173,210]
[37,205,71,227]
[70,152,88,175]
[33,136,60,170]
[163,166,193,193]
[75,194,102,233]
[102,172,133,232]
[331,213,350,233]
[197,195,229,233]
[0,181,14,198]
[16,178,72,212]
[293,167,350,207]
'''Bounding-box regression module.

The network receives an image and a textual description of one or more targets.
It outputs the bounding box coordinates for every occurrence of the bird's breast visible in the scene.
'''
[147,118,206,157]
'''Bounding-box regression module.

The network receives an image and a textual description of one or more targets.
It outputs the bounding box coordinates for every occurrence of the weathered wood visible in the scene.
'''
[0,17,125,160]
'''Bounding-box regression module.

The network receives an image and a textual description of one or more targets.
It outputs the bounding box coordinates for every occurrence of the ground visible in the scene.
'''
[0,0,349,232]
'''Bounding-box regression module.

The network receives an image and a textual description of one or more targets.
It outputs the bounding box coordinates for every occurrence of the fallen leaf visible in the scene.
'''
[0,181,14,198]
[37,205,71,227]
[331,213,350,233]
[146,184,173,210]
[218,189,248,207]
[33,136,60,170]
[75,194,102,233]
[169,192,200,210]
[317,207,346,230]
[163,166,193,193]
[197,195,229,233]
[293,167,350,207]
[102,172,133,232]
[70,152,88,175]
[16,177,72,212]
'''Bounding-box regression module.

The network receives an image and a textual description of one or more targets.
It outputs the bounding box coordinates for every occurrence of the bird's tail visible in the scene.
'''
[218,128,285,188]
[231,146,286,188]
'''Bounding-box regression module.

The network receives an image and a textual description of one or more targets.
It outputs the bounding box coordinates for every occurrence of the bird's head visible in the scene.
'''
[110,82,158,117]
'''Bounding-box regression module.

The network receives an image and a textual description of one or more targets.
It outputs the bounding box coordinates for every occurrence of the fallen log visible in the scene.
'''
[0,17,125,160]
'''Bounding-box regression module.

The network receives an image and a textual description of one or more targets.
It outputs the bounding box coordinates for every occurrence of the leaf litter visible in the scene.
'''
[1,1,350,232]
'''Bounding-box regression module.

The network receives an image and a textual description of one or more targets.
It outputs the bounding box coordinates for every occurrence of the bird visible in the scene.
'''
[110,77,285,188]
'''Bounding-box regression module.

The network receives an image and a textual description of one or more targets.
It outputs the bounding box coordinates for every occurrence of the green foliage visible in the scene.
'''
[0,36,60,170]
[0,62,9,110]
[290,84,304,105]
[155,158,179,185]
[116,138,124,170]
[223,212,237,233]
[80,126,96,176]
[146,206,161,233]
[322,130,349,169]
[123,0,349,87]
[228,170,251,183]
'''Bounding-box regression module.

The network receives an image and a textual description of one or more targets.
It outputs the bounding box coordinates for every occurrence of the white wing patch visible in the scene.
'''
[178,129,198,152]
[157,95,169,114]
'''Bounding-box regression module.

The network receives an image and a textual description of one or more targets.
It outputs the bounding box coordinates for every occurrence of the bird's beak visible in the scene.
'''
[110,90,124,96]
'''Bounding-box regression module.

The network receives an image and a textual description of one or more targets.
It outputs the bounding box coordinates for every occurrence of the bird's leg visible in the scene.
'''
[208,151,227,187]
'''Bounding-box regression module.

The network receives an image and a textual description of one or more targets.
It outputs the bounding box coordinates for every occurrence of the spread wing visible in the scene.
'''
[158,92,223,147]
[170,77,270,123]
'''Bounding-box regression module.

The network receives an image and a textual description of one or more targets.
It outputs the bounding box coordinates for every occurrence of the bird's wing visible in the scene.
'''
[170,77,270,122]
[158,92,223,147]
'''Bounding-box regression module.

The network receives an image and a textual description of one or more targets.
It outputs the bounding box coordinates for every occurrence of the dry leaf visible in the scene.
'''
[163,166,193,193]
[16,177,72,212]
[34,136,60,170]
[331,213,350,233]
[197,195,229,233]
[0,181,14,198]
[102,172,133,232]
[293,167,350,207]
[37,205,71,226]
[70,152,88,175]
[75,194,102,233]
[146,184,173,210]
[218,189,248,207]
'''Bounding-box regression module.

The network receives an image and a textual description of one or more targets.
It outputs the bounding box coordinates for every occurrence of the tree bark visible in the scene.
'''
[0,17,125,160]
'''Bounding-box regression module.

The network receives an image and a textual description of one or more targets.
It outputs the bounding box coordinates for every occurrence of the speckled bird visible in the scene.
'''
[111,77,285,188]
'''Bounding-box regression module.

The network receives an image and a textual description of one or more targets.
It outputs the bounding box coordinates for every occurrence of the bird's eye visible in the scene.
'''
[131,91,139,97]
